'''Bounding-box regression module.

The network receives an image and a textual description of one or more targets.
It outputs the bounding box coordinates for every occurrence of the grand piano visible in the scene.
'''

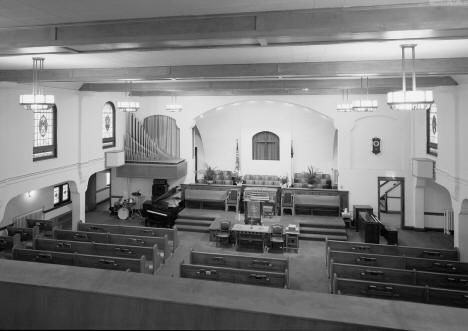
[142,187,183,228]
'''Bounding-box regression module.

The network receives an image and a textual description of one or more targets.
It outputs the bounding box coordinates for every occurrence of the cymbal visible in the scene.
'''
[131,192,142,196]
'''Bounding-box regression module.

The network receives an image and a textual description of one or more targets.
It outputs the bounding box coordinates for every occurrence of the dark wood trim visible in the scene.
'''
[424,211,445,216]
[43,200,72,213]
[96,197,110,206]
[96,186,110,194]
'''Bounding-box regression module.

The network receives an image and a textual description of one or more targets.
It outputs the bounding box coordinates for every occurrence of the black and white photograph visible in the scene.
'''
[0,0,468,329]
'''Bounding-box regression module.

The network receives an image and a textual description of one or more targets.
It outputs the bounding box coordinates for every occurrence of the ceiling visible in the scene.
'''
[0,0,468,95]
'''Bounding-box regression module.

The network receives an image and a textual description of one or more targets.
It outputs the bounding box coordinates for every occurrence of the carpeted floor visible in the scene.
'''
[84,204,456,294]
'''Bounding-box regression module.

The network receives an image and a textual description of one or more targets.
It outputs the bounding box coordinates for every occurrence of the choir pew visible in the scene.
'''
[77,222,178,253]
[333,276,468,309]
[12,246,149,274]
[327,250,468,276]
[330,262,468,292]
[33,238,161,273]
[325,238,459,266]
[53,229,170,263]
[6,225,39,241]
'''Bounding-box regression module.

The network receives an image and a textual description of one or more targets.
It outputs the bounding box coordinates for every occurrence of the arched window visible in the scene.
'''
[252,131,280,160]
[102,102,116,148]
[33,105,57,161]
[427,104,438,156]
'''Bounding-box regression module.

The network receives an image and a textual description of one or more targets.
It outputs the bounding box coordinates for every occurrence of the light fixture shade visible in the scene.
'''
[387,90,434,110]
[336,103,353,112]
[352,99,378,112]
[117,101,140,112]
[19,94,55,111]
[165,104,183,112]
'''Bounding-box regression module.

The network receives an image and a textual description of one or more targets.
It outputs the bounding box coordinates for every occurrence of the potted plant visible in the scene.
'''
[306,166,318,188]
[280,175,289,188]
[202,166,216,184]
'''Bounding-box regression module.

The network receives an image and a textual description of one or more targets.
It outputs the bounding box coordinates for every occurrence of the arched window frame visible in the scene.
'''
[102,102,116,149]
[252,131,280,160]
[33,104,57,161]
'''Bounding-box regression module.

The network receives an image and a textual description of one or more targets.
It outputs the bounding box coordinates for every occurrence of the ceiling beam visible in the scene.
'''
[1,5,468,54]
[79,76,457,95]
[2,58,468,83]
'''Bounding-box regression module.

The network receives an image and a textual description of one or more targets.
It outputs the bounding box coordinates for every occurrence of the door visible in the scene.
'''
[85,173,97,212]
[378,177,405,229]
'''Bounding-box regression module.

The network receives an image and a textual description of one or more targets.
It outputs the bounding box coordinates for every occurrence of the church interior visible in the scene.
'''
[1,1,468,329]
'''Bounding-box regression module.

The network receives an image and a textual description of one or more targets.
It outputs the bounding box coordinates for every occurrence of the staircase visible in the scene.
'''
[299,221,347,241]
[175,214,214,233]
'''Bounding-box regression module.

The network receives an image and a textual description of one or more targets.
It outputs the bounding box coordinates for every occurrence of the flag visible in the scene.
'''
[290,139,294,158]
[235,139,240,172]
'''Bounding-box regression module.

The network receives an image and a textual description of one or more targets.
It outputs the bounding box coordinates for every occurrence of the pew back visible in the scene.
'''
[326,239,459,266]
[12,247,148,273]
[328,250,468,275]
[7,226,39,241]
[180,262,288,288]
[330,262,468,292]
[33,238,161,272]
[78,222,178,252]
[190,250,289,273]
[0,234,20,251]
[53,229,170,262]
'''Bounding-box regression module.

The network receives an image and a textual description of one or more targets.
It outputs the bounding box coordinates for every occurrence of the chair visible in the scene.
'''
[262,205,274,218]
[281,192,295,216]
[225,189,240,212]
[269,224,285,252]
[216,220,231,247]
[245,201,262,225]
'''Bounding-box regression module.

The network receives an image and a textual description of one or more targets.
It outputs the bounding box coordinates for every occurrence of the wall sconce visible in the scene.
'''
[25,191,34,198]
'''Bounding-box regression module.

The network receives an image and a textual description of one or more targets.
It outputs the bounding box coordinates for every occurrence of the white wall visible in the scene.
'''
[2,187,52,225]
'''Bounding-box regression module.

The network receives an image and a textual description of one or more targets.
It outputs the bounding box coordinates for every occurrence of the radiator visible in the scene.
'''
[443,209,454,235]
[12,208,43,228]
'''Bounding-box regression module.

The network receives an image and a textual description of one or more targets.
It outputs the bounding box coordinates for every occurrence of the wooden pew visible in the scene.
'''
[6,225,39,241]
[190,250,289,284]
[327,250,468,276]
[0,234,21,251]
[330,262,468,292]
[180,261,288,288]
[53,229,170,263]
[12,246,149,274]
[77,222,178,253]
[33,238,161,273]
[333,276,468,309]
[26,218,58,232]
[325,238,459,266]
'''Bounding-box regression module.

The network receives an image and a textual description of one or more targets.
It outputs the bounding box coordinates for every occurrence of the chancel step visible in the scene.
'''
[300,227,347,236]
[300,233,347,241]
[174,219,213,227]
[176,214,216,221]
[174,224,210,233]
[299,222,344,230]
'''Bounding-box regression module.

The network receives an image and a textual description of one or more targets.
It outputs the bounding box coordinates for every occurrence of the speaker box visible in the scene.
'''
[152,179,168,200]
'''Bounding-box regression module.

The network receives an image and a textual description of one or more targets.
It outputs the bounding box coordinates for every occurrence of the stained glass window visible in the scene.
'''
[102,102,116,148]
[252,131,280,160]
[427,104,438,156]
[54,183,70,206]
[33,105,57,161]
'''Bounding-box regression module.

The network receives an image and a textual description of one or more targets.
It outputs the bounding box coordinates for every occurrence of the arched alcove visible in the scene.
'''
[194,99,336,177]
[424,181,452,229]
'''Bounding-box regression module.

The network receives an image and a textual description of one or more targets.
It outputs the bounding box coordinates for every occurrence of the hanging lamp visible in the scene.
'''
[117,81,140,112]
[19,57,55,111]
[387,44,434,110]
[352,77,378,112]
[336,89,353,112]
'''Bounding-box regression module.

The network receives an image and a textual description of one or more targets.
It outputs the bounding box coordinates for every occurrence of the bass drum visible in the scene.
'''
[118,207,130,220]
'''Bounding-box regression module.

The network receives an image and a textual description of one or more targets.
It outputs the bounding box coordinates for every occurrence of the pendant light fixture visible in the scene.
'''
[165,95,183,112]
[352,77,378,112]
[117,81,140,112]
[19,57,55,111]
[336,89,352,112]
[387,44,434,110]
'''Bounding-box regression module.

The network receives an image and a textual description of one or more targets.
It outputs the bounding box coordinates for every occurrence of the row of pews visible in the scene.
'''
[326,238,468,308]
[180,250,289,288]
[4,221,179,275]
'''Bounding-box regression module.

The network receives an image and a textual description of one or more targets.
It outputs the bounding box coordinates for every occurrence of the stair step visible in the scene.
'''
[300,227,347,235]
[177,214,216,221]
[175,219,213,226]
[299,222,344,229]
[175,225,210,233]
[299,233,347,241]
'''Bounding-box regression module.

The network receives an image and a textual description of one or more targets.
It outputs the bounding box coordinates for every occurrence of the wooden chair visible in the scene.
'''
[262,205,274,218]
[269,224,285,252]
[281,192,295,216]
[216,220,231,247]
[225,189,240,212]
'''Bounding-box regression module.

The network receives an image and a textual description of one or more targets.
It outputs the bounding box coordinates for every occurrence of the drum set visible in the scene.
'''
[113,191,143,220]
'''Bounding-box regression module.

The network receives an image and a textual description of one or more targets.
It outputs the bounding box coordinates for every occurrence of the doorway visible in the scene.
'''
[378,177,405,229]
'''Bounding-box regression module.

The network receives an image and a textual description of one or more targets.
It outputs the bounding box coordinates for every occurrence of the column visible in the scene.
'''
[70,184,87,231]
